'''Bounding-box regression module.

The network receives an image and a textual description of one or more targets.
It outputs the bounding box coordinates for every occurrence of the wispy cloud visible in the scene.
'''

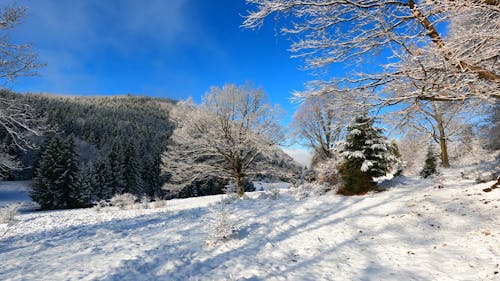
[12,0,210,94]
[17,0,198,53]
[283,148,312,168]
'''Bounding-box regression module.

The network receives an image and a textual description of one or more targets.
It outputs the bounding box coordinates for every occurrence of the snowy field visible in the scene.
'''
[1,168,499,281]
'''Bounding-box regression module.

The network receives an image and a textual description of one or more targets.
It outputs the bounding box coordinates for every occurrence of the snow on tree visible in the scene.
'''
[386,99,489,168]
[0,4,43,178]
[420,146,438,178]
[0,91,42,179]
[164,83,284,196]
[0,5,42,83]
[243,0,500,102]
[336,113,396,195]
[291,91,354,166]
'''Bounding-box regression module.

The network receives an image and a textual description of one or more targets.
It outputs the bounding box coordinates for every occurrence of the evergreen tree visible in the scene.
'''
[31,134,81,209]
[123,140,144,195]
[79,162,98,206]
[94,158,114,200]
[107,141,126,195]
[145,152,163,198]
[31,135,61,209]
[420,146,437,178]
[56,135,82,208]
[337,114,394,195]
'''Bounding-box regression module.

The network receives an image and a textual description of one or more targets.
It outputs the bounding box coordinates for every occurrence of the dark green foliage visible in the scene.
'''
[31,135,83,209]
[389,141,403,177]
[338,162,374,195]
[79,162,99,205]
[5,92,175,208]
[107,141,126,194]
[337,114,393,195]
[420,146,437,178]
[123,140,144,195]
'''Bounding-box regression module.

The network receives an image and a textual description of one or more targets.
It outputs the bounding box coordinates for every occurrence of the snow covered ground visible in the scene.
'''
[1,168,499,281]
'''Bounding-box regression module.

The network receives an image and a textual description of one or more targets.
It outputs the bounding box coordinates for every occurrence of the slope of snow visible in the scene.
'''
[1,170,499,280]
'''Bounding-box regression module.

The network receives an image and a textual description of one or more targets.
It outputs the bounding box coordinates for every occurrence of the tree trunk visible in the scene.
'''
[436,117,450,168]
[235,174,244,197]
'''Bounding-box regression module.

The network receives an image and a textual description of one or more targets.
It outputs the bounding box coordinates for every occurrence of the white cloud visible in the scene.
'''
[282,148,312,168]
[16,0,199,53]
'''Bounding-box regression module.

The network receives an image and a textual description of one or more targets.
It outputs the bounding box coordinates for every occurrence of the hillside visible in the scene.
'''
[1,164,498,280]
[1,91,301,202]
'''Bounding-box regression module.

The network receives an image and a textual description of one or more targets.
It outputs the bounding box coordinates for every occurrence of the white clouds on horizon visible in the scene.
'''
[282,148,312,168]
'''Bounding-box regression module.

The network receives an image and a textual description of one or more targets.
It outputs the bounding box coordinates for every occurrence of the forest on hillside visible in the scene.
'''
[0,90,301,209]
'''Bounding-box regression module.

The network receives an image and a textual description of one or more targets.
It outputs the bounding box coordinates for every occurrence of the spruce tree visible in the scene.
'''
[94,158,114,200]
[337,114,394,195]
[31,135,81,209]
[79,162,99,206]
[420,146,437,178]
[123,140,144,195]
[59,135,82,208]
[107,141,126,195]
[31,135,60,209]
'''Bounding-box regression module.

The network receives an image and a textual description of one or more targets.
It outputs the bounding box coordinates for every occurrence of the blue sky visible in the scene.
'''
[9,0,320,122]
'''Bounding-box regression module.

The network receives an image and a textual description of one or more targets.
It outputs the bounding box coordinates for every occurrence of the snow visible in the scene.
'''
[1,167,499,280]
[343,150,365,159]
[361,160,373,172]
[253,181,292,191]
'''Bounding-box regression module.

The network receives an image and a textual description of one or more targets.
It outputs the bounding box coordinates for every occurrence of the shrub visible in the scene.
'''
[258,186,280,200]
[109,193,137,209]
[292,182,331,200]
[0,204,20,224]
[206,199,238,245]
[93,200,110,212]
[316,159,341,187]
[140,195,150,209]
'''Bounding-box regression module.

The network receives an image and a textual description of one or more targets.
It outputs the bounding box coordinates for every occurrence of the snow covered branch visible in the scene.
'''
[163,83,285,195]
[243,0,499,101]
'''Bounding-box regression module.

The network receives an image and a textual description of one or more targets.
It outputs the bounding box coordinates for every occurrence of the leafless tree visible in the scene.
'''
[0,4,43,178]
[163,83,284,196]
[243,0,500,102]
[0,91,41,178]
[386,99,486,168]
[1,5,42,84]
[291,90,356,165]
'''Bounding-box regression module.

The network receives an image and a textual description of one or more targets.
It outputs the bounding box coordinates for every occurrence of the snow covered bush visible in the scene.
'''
[92,200,110,212]
[140,195,150,209]
[258,185,280,200]
[315,158,342,188]
[206,199,239,245]
[109,193,137,209]
[0,204,20,224]
[336,114,395,195]
[292,182,331,200]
